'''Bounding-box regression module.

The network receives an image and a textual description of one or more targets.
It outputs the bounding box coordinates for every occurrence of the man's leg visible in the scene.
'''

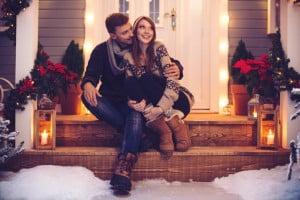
[81,95,126,132]
[121,109,145,153]
[110,108,145,194]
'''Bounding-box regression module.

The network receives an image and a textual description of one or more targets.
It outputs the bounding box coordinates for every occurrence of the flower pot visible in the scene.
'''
[230,84,250,116]
[60,83,82,115]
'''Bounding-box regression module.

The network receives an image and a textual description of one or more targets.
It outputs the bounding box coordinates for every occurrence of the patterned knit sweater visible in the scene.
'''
[121,41,194,112]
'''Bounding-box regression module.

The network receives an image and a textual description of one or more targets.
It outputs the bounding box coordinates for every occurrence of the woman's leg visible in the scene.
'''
[139,73,166,105]
[138,74,174,158]
[173,91,190,118]
[166,92,191,151]
[125,76,146,102]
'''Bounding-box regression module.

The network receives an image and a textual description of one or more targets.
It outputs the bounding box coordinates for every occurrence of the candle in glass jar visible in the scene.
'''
[41,130,48,145]
[267,129,274,145]
[253,111,257,118]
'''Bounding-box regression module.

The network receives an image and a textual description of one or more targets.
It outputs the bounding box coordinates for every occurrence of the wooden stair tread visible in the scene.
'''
[55,114,257,147]
[56,113,256,125]
[5,146,289,182]
[22,146,288,156]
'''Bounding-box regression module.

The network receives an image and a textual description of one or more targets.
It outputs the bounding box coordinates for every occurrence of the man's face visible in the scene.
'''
[109,22,133,46]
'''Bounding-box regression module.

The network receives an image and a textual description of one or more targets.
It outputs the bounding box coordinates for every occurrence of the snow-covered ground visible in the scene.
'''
[0,164,299,200]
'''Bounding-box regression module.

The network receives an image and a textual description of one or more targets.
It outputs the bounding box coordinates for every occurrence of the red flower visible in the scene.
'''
[233,60,254,74]
[38,66,48,76]
[233,55,272,81]
[40,49,49,59]
[18,77,37,95]
[48,63,67,74]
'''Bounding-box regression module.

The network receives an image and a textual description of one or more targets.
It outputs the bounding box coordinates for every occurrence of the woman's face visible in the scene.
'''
[136,19,154,45]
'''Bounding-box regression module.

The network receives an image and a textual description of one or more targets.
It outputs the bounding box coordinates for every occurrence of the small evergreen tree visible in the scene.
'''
[62,40,84,81]
[230,40,254,84]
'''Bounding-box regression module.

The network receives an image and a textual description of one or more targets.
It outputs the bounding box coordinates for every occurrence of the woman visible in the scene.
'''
[121,16,194,157]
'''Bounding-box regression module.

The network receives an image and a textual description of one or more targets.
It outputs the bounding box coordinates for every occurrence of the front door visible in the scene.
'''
[95,0,227,112]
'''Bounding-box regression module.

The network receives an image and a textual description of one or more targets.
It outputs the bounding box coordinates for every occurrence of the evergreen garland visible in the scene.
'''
[0,0,30,41]
[269,30,300,102]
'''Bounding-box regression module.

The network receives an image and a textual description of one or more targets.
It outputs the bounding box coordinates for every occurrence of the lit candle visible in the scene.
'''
[267,129,274,145]
[253,111,257,118]
[41,130,48,145]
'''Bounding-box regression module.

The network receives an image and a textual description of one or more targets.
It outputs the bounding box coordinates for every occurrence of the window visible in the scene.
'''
[149,0,160,24]
[119,0,129,16]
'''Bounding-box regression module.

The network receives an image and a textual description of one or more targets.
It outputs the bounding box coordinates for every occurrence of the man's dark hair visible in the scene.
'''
[105,13,129,33]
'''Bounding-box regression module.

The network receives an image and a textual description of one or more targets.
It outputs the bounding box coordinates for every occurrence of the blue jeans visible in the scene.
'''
[82,95,144,153]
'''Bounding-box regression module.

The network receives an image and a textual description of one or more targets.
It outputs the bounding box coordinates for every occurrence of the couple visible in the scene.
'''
[81,13,194,194]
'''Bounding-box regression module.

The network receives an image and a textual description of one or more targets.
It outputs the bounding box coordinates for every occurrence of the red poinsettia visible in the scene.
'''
[17,76,37,95]
[233,54,271,80]
[31,47,80,99]
[233,54,276,99]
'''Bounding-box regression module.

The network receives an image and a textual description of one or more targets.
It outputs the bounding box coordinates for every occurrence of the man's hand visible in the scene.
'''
[83,82,101,107]
[165,62,180,80]
[128,99,146,112]
[143,106,163,121]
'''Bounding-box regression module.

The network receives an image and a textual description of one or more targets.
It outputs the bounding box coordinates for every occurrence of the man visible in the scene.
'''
[81,13,182,195]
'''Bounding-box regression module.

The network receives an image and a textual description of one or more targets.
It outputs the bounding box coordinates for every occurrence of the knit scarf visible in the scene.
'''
[107,38,130,75]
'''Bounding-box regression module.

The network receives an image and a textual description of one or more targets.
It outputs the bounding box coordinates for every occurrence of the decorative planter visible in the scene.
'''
[60,83,82,115]
[230,84,250,116]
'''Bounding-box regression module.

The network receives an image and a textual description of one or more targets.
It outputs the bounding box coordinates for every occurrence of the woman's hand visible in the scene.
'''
[143,106,163,121]
[128,99,146,112]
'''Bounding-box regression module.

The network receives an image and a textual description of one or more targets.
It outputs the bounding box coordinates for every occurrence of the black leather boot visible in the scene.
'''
[110,152,138,195]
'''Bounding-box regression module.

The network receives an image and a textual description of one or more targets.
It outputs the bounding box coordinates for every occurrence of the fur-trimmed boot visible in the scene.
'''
[147,117,174,157]
[110,152,138,195]
[166,115,191,152]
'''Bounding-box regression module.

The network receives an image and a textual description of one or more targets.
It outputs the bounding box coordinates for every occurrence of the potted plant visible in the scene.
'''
[30,43,78,105]
[230,40,254,115]
[60,40,84,114]
[233,54,277,104]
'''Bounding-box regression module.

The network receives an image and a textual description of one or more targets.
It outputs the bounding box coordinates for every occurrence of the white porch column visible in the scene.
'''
[280,1,300,148]
[15,0,39,149]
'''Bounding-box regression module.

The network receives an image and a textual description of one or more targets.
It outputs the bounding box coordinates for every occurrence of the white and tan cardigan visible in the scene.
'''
[122,41,194,113]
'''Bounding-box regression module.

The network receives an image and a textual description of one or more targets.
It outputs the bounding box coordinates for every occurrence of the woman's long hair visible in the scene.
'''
[132,16,156,72]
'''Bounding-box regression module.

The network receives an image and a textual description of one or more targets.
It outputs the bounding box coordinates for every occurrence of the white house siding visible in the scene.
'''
[0,35,15,84]
[38,0,85,63]
[0,0,270,85]
[229,0,271,60]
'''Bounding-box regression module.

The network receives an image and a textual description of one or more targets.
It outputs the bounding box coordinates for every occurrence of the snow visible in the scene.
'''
[0,164,299,200]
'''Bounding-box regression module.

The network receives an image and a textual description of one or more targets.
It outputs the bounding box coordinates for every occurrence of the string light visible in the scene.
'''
[219,41,228,53]
[85,12,94,25]
[219,69,229,82]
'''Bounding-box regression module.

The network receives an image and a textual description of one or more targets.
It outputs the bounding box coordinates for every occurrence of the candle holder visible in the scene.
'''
[257,106,280,149]
[34,95,56,150]
[248,94,260,120]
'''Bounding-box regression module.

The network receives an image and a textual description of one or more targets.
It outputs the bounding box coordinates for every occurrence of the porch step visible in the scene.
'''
[4,146,289,182]
[56,114,257,147]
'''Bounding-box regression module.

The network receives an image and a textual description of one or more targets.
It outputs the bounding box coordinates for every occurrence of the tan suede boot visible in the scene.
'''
[147,117,174,157]
[166,115,191,152]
